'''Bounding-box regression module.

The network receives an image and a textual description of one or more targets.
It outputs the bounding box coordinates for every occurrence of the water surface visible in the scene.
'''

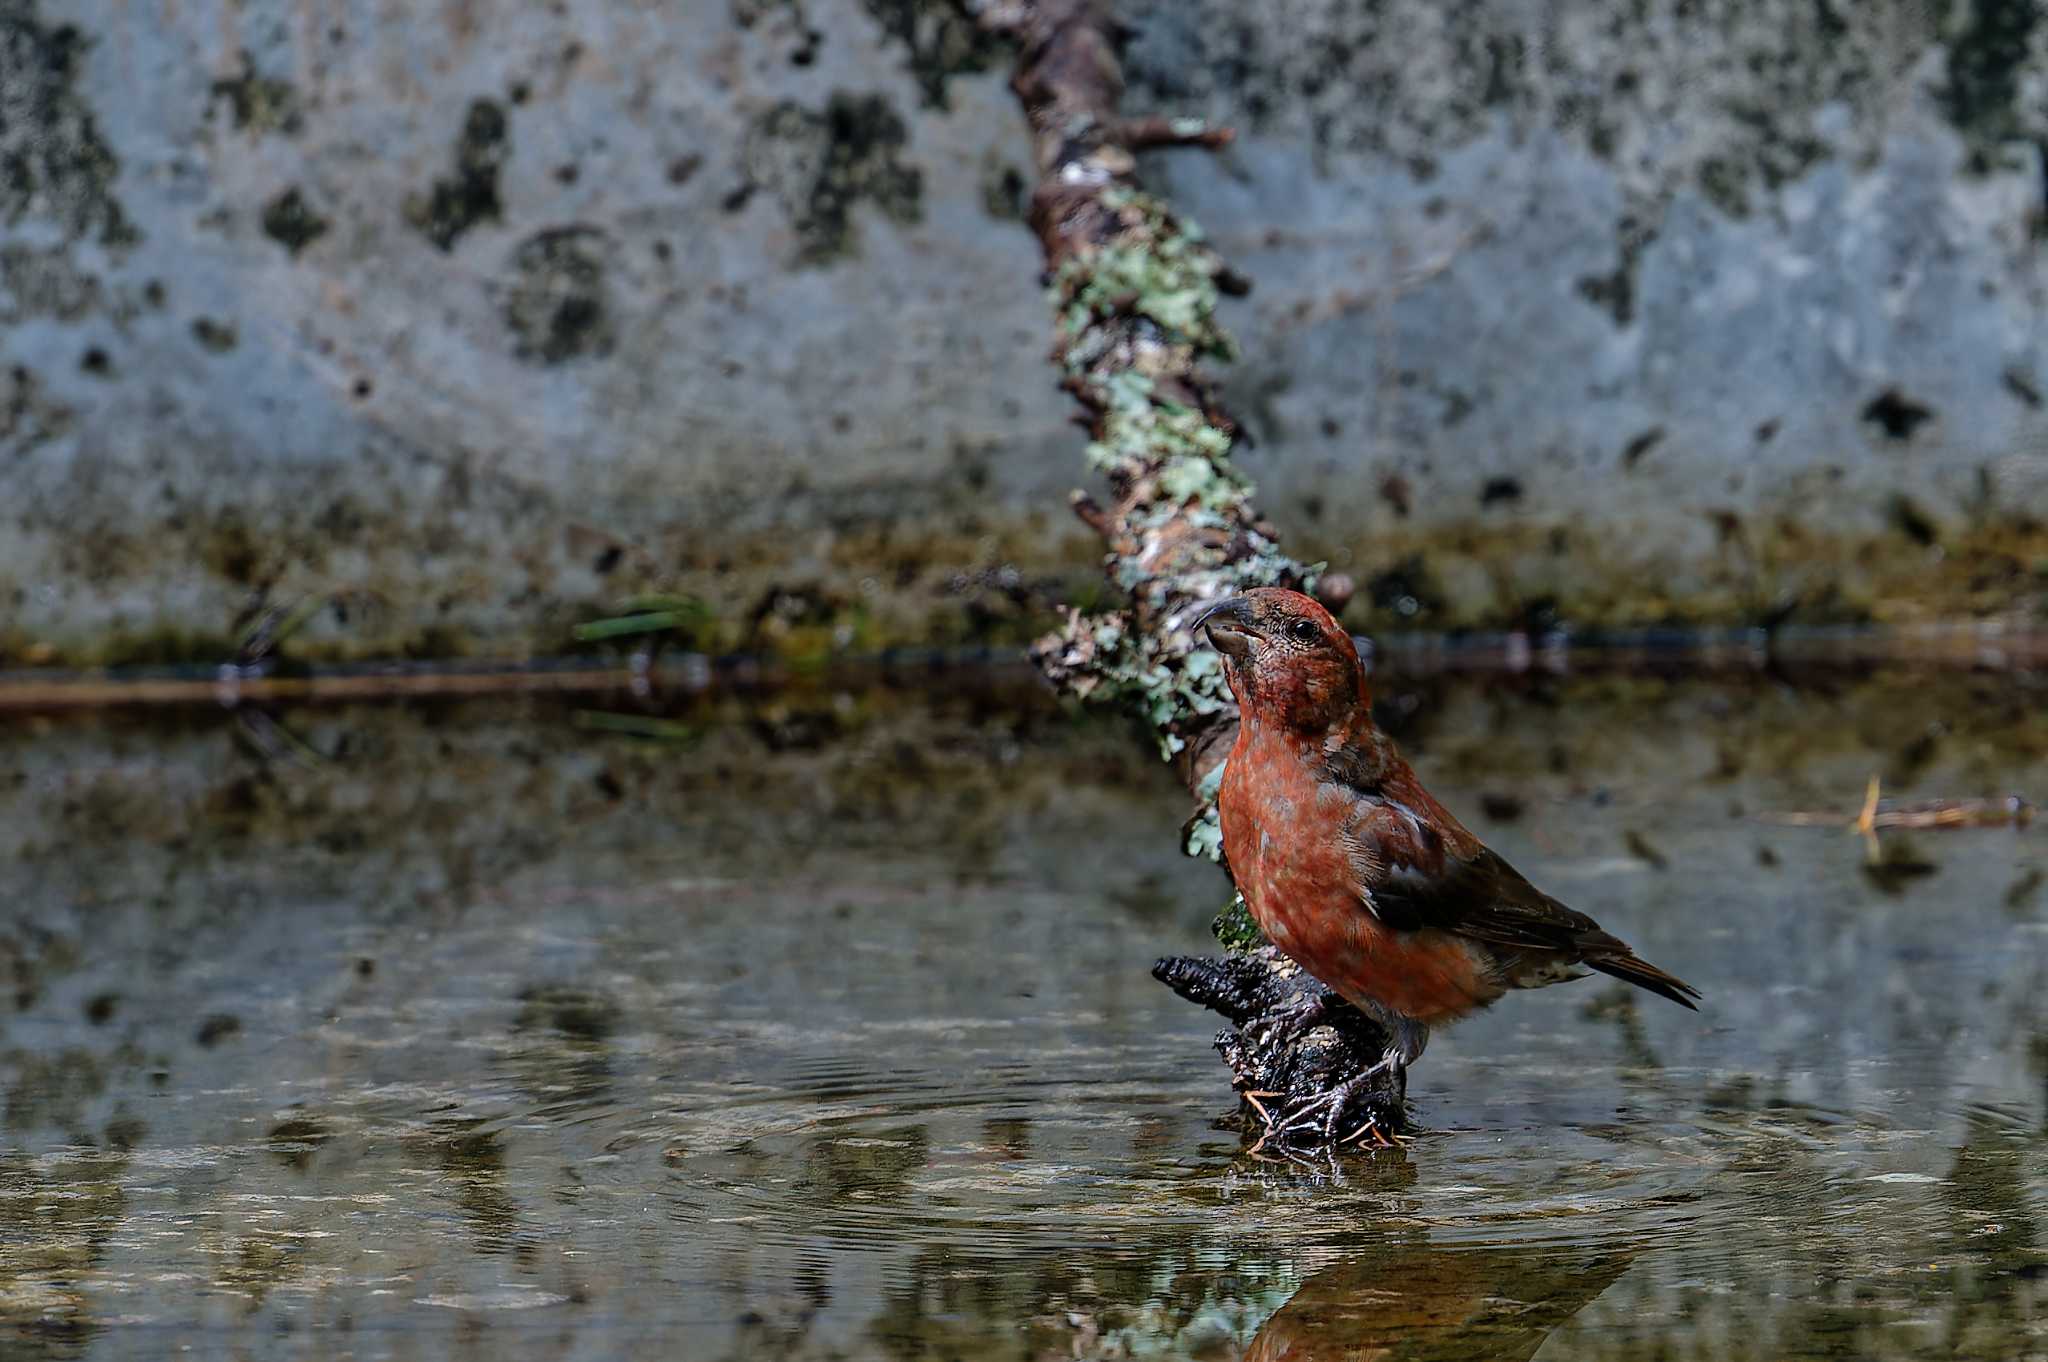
[2,666,2043,1358]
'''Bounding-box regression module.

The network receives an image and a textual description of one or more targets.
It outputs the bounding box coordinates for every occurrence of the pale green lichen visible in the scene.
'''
[1184,805,1223,861]
[1182,758,1228,861]
[1157,449,1249,505]
[1084,385,1248,514]
[1051,190,1235,361]
[1089,635,1234,755]
[1050,195,1259,525]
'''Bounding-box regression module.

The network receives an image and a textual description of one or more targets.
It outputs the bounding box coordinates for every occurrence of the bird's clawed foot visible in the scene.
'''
[1247,1056,1406,1154]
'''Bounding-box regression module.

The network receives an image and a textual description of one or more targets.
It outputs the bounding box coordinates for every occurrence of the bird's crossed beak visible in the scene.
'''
[1194,594,1257,658]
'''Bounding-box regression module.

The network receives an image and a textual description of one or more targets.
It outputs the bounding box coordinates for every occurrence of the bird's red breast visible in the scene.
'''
[1220,710,1506,1026]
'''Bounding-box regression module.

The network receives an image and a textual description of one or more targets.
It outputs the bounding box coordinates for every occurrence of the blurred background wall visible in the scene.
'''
[2,0,2044,665]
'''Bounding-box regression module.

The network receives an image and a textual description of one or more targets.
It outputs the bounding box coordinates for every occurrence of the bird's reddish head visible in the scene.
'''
[1197,587,1367,736]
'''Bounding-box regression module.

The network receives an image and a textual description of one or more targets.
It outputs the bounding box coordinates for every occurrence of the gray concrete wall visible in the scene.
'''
[1,0,2044,665]
[1124,0,2048,630]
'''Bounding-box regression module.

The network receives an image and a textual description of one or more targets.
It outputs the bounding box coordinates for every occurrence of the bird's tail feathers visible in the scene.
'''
[1587,951,1701,1010]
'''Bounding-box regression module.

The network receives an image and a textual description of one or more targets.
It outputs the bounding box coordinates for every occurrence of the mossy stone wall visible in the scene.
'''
[1,0,2043,665]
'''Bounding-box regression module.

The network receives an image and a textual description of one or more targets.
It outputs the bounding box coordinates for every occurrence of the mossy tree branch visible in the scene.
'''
[978,0,1342,790]
[977,0,1398,1146]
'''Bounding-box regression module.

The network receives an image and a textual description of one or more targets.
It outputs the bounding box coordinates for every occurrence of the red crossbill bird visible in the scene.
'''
[1198,588,1698,1136]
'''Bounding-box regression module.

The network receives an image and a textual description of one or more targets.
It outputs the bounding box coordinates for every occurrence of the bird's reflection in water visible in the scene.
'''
[1244,1238,1633,1362]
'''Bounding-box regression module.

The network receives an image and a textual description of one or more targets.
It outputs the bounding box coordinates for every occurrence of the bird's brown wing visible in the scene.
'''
[1342,800,1701,1009]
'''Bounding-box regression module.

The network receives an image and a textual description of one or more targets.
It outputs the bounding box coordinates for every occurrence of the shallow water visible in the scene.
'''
[1,665,2044,1359]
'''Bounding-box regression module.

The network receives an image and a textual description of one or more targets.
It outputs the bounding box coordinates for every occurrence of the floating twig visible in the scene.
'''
[571,711,699,742]
[1760,774,2035,863]
[572,595,714,643]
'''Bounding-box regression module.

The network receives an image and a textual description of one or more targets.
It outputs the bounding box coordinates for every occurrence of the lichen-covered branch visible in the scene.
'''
[976,0,1340,789]
[978,0,1395,1146]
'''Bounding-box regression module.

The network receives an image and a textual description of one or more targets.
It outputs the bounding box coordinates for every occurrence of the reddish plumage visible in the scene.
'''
[1201,588,1698,1084]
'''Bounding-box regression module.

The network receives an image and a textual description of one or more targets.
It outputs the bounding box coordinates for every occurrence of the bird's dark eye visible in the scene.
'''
[1287,618,1320,645]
